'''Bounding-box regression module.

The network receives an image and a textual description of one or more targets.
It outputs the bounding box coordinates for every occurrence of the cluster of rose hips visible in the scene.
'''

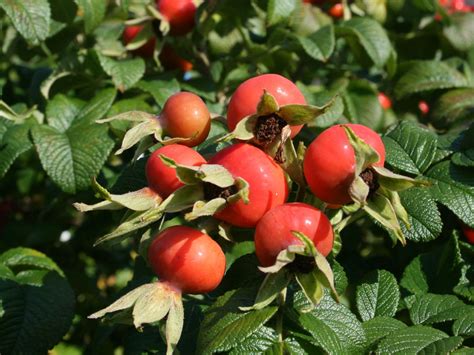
[144,73,388,296]
[122,0,195,71]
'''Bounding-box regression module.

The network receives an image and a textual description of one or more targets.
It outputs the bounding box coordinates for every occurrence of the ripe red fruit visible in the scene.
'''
[159,45,193,72]
[378,92,392,110]
[208,143,289,228]
[328,3,344,18]
[418,101,430,115]
[157,0,196,36]
[304,124,386,205]
[148,226,226,294]
[146,144,206,198]
[122,25,156,58]
[227,74,307,138]
[255,203,334,267]
[160,92,211,147]
[462,224,474,244]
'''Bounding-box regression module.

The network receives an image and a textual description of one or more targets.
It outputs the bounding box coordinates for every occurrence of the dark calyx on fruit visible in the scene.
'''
[360,167,379,198]
[203,182,238,201]
[254,114,287,147]
[287,254,316,274]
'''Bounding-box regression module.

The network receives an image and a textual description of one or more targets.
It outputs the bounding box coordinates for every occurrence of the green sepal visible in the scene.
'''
[295,270,325,312]
[257,90,279,115]
[240,269,291,311]
[277,96,336,126]
[160,155,235,188]
[218,114,258,142]
[372,166,430,191]
[97,111,163,155]
[73,179,162,212]
[343,125,380,178]
[185,197,227,221]
[89,282,183,355]
[93,184,202,246]
[292,231,339,302]
[363,192,406,246]
[278,136,306,187]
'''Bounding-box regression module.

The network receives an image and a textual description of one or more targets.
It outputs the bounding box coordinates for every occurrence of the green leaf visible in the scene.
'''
[267,0,298,26]
[433,88,474,124]
[383,121,438,175]
[453,312,474,336]
[409,293,473,325]
[337,17,391,68]
[0,121,34,178]
[229,326,277,355]
[75,88,117,124]
[293,292,366,352]
[426,161,474,227]
[136,79,181,108]
[362,317,407,350]
[0,0,51,44]
[197,287,278,354]
[0,249,74,355]
[0,248,63,276]
[292,311,345,354]
[32,88,116,193]
[443,13,474,52]
[98,54,146,92]
[401,235,463,295]
[332,260,348,295]
[75,0,106,33]
[32,123,114,194]
[296,25,335,62]
[398,187,442,242]
[356,270,400,321]
[394,61,468,99]
[419,336,463,355]
[376,325,451,354]
[46,94,84,132]
[343,80,384,130]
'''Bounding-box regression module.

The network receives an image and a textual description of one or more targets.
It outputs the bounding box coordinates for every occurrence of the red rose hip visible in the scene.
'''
[148,226,226,294]
[160,92,211,147]
[255,203,334,267]
[227,74,307,138]
[208,143,289,228]
[157,0,197,36]
[146,144,206,198]
[304,124,386,205]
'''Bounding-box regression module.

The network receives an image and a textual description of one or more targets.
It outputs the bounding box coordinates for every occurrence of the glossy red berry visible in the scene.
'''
[208,143,289,228]
[146,144,206,198]
[255,203,334,267]
[157,0,197,36]
[304,124,386,205]
[462,224,474,244]
[122,25,156,58]
[378,92,392,110]
[227,74,307,138]
[329,3,344,18]
[148,226,226,294]
[418,101,430,115]
[160,92,211,147]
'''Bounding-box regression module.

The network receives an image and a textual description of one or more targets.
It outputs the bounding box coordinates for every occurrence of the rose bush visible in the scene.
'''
[0,0,473,354]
